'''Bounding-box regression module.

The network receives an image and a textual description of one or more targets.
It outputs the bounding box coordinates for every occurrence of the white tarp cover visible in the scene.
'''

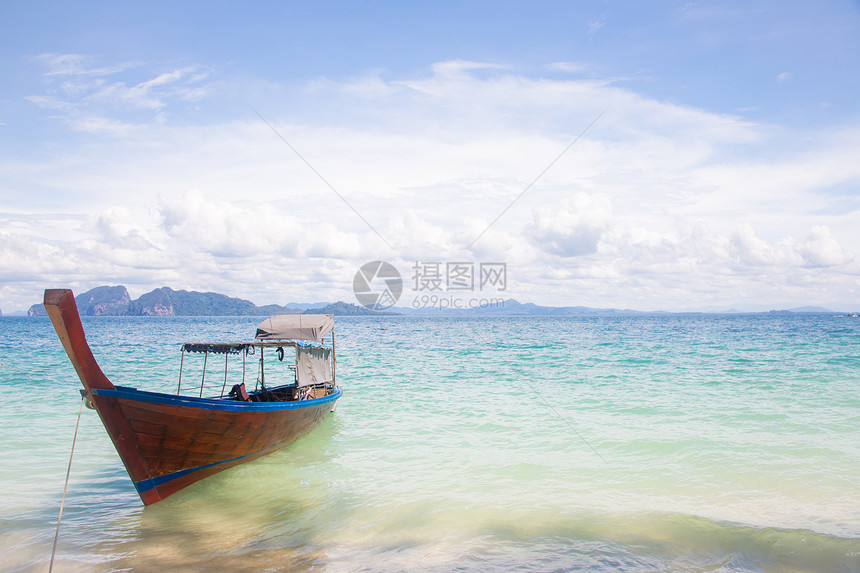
[255,314,334,341]
[296,346,332,387]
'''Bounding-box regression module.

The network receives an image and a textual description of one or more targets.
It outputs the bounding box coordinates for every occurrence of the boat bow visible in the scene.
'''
[44,288,115,393]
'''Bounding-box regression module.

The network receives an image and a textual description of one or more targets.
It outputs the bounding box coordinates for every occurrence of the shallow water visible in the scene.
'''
[1,314,858,572]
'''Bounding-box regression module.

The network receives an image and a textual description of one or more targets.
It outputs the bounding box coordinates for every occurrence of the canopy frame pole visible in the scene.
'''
[331,330,337,390]
[259,347,265,392]
[177,347,185,395]
[200,351,208,398]
[220,352,229,397]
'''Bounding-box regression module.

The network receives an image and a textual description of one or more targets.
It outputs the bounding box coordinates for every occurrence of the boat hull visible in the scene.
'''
[91,386,341,505]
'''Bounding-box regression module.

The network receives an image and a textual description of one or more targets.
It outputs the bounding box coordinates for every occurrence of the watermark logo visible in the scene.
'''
[354,260,508,311]
[410,261,507,310]
[353,261,403,310]
[412,261,507,292]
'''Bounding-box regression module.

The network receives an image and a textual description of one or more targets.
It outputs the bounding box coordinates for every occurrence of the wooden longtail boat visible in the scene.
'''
[44,288,342,505]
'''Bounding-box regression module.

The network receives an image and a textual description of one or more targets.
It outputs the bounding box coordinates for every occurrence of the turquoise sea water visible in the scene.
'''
[1,314,858,572]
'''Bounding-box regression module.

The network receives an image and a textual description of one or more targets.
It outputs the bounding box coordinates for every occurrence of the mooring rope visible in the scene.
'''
[0,361,30,375]
[48,396,85,573]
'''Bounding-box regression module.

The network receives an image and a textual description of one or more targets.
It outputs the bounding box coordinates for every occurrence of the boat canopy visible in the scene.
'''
[255,314,335,342]
[297,346,332,387]
[183,343,246,355]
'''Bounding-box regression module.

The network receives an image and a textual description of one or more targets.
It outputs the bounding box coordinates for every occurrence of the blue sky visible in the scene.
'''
[1,1,859,312]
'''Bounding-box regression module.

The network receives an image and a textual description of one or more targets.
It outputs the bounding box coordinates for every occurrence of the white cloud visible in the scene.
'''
[159,189,303,258]
[527,193,613,257]
[4,59,860,311]
[27,54,212,129]
[730,224,803,267]
[588,18,606,39]
[70,115,142,135]
[800,225,854,267]
[32,53,137,77]
[546,62,589,73]
[95,206,163,252]
[23,95,72,111]
[158,189,368,260]
[429,60,508,77]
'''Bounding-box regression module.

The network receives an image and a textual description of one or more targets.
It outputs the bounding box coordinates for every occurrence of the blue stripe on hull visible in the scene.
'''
[92,386,342,411]
[134,445,279,494]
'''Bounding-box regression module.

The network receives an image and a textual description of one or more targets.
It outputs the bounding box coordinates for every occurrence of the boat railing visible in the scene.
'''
[177,342,253,398]
[299,382,336,400]
[175,340,334,400]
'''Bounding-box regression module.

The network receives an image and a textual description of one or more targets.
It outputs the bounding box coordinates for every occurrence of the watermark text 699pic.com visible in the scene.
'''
[411,294,506,310]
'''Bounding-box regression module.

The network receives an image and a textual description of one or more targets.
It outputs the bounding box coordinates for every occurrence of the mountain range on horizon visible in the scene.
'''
[9,285,849,318]
[24,285,391,317]
[392,300,840,316]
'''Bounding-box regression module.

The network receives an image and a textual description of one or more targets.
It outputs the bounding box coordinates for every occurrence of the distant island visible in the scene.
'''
[394,300,842,316]
[26,285,394,317]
